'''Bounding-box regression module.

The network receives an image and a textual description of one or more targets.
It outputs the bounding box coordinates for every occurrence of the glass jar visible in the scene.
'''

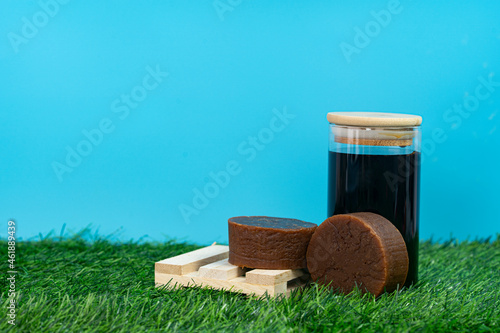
[327,112,422,287]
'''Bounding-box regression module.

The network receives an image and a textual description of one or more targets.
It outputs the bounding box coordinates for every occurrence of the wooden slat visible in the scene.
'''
[198,259,243,280]
[155,271,288,297]
[285,277,309,297]
[154,245,309,297]
[245,269,304,286]
[155,245,228,275]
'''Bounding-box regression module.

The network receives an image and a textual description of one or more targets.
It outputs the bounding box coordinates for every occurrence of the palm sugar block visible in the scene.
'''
[228,216,317,269]
[306,212,408,296]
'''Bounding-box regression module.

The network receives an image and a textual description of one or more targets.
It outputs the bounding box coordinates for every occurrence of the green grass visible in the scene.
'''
[1,230,499,332]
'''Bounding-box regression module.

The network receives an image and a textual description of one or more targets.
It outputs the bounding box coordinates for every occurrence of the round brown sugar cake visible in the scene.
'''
[228,216,317,269]
[306,213,408,296]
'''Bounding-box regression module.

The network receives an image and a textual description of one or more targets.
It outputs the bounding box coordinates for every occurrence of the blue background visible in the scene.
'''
[1,0,499,244]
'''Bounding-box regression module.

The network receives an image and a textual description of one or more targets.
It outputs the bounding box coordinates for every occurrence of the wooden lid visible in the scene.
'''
[327,112,422,127]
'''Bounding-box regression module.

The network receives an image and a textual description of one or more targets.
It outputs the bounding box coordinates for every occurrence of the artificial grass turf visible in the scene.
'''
[0,231,499,332]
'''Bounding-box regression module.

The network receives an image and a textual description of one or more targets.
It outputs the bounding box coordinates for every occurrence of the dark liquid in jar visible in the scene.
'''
[327,151,420,287]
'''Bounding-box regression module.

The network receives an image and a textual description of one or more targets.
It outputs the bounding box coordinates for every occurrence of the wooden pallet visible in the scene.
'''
[155,244,309,297]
